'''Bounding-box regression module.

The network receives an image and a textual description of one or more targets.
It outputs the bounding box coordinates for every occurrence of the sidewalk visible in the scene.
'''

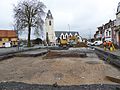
[94,46,120,67]
[94,47,120,57]
[0,48,48,61]
[110,49,120,57]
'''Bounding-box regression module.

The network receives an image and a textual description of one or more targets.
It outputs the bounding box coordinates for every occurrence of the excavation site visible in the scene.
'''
[0,48,119,90]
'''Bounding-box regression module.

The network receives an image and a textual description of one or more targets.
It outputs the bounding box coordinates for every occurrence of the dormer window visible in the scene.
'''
[69,35,72,38]
[75,33,78,37]
[65,33,68,39]
[69,33,72,37]
[60,33,64,39]
[61,35,64,39]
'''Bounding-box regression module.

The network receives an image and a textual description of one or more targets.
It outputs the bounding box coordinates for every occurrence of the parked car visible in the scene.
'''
[3,42,11,48]
[87,41,94,46]
[94,41,103,46]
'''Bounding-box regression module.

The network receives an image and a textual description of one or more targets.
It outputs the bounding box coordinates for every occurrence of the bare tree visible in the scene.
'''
[46,32,50,46]
[14,0,46,47]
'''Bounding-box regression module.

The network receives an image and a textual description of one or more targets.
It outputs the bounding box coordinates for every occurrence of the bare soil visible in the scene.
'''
[44,50,87,59]
[0,50,119,85]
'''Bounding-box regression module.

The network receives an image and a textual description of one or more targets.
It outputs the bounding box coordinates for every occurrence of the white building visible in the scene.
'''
[45,10,56,45]
[95,20,115,42]
[103,20,114,42]
[55,31,82,44]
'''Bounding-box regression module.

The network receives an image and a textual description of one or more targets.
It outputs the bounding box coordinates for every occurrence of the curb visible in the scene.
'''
[15,50,48,57]
[0,48,47,61]
[0,54,14,61]
[94,47,120,68]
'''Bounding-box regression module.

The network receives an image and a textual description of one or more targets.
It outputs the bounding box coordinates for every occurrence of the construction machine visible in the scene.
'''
[59,39,68,47]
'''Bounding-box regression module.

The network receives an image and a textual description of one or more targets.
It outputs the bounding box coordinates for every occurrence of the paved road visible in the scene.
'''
[0,46,37,55]
[0,47,18,54]
[0,45,59,55]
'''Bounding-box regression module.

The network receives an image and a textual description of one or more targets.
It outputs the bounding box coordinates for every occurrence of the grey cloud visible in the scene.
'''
[0,0,119,38]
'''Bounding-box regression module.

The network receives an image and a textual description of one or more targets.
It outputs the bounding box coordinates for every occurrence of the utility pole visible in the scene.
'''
[89,29,91,42]
[68,24,70,33]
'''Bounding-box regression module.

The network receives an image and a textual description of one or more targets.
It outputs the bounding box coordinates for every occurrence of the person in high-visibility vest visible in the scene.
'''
[112,43,116,51]
[103,41,107,51]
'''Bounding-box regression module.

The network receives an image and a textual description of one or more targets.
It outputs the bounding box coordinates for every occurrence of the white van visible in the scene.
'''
[94,41,103,46]
[3,42,11,47]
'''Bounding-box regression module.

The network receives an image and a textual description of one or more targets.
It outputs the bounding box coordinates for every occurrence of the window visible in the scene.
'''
[106,32,108,37]
[106,30,109,37]
[109,31,111,36]
[9,38,11,41]
[0,38,2,41]
[49,21,51,26]
[66,35,67,39]
[61,35,64,39]
[69,35,72,38]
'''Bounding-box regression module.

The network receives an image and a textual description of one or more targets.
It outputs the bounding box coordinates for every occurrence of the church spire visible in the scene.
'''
[46,10,53,19]
[117,2,120,14]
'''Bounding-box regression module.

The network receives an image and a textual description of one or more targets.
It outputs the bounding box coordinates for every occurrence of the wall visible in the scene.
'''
[116,11,120,46]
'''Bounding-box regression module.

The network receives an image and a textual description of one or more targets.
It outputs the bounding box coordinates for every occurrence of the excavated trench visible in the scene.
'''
[0,48,119,90]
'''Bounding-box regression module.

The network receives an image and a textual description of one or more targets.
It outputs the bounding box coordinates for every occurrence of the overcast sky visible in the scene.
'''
[0,0,119,38]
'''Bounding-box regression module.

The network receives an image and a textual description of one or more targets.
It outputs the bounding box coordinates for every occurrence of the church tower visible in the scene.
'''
[45,10,56,45]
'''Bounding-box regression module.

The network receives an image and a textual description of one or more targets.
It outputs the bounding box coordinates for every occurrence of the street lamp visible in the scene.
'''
[68,24,70,33]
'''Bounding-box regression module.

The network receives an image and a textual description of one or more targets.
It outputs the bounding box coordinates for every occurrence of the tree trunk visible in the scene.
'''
[46,32,50,46]
[28,25,31,47]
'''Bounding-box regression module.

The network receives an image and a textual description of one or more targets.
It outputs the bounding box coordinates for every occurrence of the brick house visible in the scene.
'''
[94,20,115,43]
[94,27,103,41]
[0,30,18,47]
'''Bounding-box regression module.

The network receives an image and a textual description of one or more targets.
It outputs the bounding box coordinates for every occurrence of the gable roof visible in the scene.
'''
[0,30,17,38]
[55,31,79,37]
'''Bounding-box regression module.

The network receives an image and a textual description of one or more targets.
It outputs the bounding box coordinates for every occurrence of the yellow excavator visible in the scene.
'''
[59,39,68,47]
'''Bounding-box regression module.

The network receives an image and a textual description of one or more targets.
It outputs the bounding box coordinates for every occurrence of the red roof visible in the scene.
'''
[0,30,17,38]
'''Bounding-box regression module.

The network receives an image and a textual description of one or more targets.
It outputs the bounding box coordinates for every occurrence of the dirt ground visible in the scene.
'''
[0,50,119,85]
